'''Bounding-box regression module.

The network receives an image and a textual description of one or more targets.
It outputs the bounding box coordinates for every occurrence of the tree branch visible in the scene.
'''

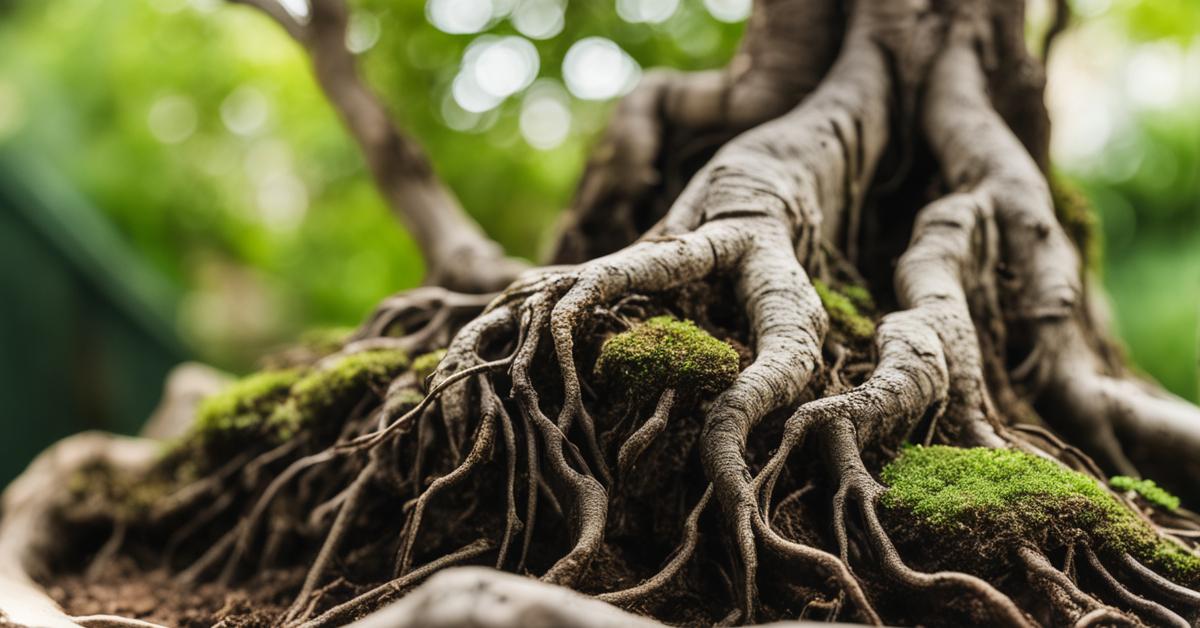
[227,0,527,292]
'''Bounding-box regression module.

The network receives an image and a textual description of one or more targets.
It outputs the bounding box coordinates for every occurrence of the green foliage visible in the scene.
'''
[412,349,447,383]
[1110,475,1180,511]
[812,279,875,342]
[595,316,739,398]
[883,445,1200,585]
[193,368,301,437]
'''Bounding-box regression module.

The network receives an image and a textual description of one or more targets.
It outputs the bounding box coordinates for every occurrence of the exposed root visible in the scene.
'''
[1082,545,1190,628]
[15,1,1200,627]
[616,389,675,476]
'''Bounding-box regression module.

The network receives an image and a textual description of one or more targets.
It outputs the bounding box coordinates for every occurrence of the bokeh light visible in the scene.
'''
[427,0,494,35]
[562,37,641,100]
[520,81,572,149]
[510,0,565,40]
[616,0,680,24]
[702,0,751,23]
[147,94,198,144]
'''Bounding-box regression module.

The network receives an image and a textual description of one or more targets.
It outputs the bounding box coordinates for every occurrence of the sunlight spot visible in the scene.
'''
[520,82,571,149]
[470,36,540,98]
[256,169,308,231]
[277,0,310,20]
[427,0,494,35]
[346,11,382,54]
[243,138,293,182]
[220,86,270,137]
[148,94,198,144]
[511,0,564,40]
[702,0,750,23]
[440,91,484,131]
[452,69,503,112]
[1126,42,1184,111]
[617,0,680,24]
[562,37,641,101]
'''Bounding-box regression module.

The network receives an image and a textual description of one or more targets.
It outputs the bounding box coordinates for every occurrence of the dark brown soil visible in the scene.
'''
[44,557,296,627]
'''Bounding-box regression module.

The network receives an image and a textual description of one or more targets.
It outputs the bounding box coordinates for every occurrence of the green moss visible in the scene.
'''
[193,368,303,437]
[1110,475,1180,511]
[882,445,1200,585]
[1050,174,1102,272]
[268,349,409,438]
[812,279,875,342]
[298,326,356,355]
[595,316,739,398]
[412,349,448,382]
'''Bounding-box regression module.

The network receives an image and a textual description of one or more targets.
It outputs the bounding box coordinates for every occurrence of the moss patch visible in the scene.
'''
[412,349,447,383]
[1050,174,1102,272]
[882,445,1200,586]
[193,368,303,439]
[595,316,739,398]
[268,349,409,438]
[1110,475,1180,511]
[298,326,356,355]
[813,279,875,342]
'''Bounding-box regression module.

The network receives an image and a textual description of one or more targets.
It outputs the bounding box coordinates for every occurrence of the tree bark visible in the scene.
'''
[3,0,1200,626]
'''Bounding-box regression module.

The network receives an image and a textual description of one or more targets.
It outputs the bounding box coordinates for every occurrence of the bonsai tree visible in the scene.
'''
[2,0,1199,626]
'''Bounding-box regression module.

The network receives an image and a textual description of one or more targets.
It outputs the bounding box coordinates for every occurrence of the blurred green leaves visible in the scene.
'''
[0,0,1194,403]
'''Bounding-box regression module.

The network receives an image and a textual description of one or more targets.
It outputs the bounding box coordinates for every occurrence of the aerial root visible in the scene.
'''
[283,458,379,625]
[351,286,495,352]
[616,388,676,476]
[1082,545,1190,628]
[175,350,511,586]
[598,485,712,607]
[295,538,495,628]
[395,392,498,577]
[1017,545,1117,624]
[1118,552,1200,608]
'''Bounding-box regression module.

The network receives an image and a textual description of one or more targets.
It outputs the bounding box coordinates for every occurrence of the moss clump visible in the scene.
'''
[298,326,356,354]
[412,349,448,383]
[1050,174,1102,272]
[269,349,409,438]
[595,316,739,398]
[193,368,303,438]
[1110,475,1180,511]
[812,279,875,342]
[882,445,1200,586]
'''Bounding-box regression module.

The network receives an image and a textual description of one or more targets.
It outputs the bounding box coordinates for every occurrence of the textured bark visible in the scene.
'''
[3,0,1199,626]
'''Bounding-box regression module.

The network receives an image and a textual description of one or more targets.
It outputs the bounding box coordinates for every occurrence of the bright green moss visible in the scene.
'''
[1110,475,1180,511]
[595,316,739,398]
[883,446,1200,586]
[412,349,448,383]
[1050,174,1102,272]
[193,368,303,437]
[838,283,875,313]
[812,279,875,342]
[269,349,409,437]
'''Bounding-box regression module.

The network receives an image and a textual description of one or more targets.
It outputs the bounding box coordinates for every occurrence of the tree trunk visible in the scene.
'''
[4,0,1200,626]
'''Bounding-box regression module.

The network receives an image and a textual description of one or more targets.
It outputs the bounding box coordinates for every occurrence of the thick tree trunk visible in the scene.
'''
[3,0,1200,626]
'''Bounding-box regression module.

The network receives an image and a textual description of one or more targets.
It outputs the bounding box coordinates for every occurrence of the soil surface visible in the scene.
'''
[44,558,295,627]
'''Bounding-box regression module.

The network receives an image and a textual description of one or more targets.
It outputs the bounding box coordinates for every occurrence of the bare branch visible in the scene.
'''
[228,0,308,42]
[227,0,526,292]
